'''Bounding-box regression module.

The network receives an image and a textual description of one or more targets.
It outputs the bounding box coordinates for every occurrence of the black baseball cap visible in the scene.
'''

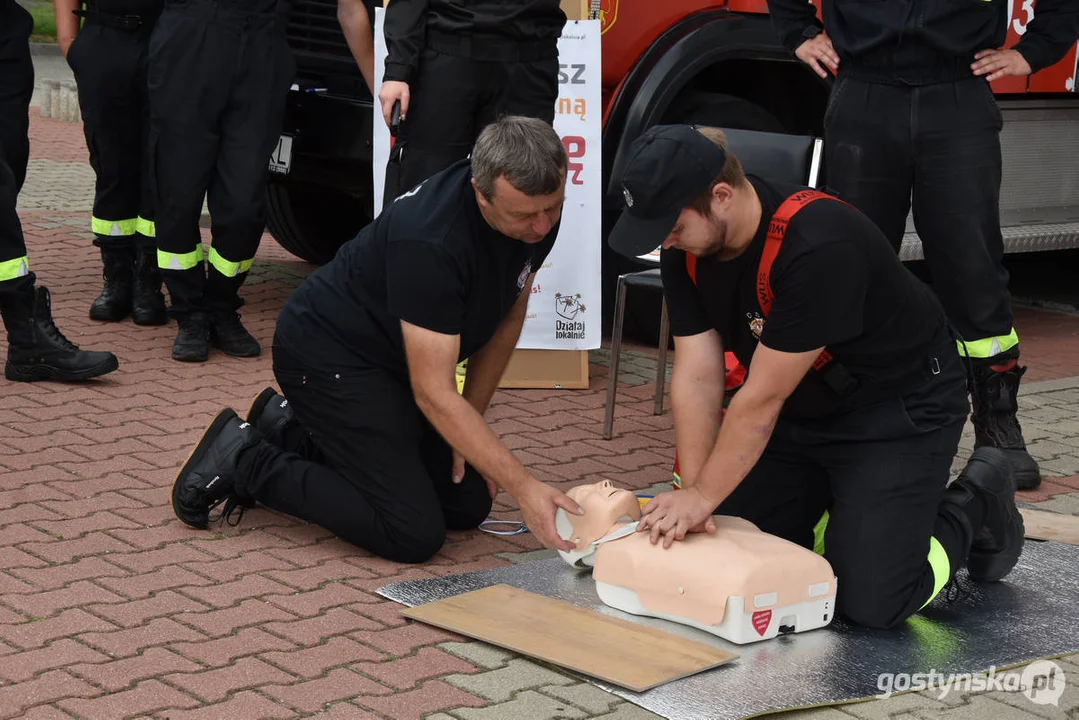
[608,124,728,258]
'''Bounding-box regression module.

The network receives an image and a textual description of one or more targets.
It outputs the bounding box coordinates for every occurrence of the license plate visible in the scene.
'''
[269,135,293,174]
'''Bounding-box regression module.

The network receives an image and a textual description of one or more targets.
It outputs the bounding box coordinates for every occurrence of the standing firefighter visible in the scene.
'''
[766,0,1079,490]
[378,0,566,206]
[147,0,295,362]
[1,0,118,382]
[54,0,168,327]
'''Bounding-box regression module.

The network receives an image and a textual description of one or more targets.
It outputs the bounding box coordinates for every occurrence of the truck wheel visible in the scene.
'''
[612,92,785,347]
[265,182,370,266]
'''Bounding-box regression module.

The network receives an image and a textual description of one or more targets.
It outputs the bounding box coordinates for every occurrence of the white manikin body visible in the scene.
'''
[556,481,838,645]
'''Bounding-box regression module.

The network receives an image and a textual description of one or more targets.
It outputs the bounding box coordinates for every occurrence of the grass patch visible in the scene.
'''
[26,4,59,41]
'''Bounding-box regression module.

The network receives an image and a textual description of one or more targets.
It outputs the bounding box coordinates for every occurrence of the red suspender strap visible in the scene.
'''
[685,253,697,285]
[757,189,833,314]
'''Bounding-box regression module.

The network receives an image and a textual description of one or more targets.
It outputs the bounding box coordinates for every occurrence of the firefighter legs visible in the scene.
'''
[910,79,1039,489]
[203,24,294,358]
[70,22,167,325]
[0,4,118,382]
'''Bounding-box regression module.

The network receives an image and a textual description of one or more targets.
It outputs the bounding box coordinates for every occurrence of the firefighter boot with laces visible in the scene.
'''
[970,348,1041,490]
[209,310,261,357]
[3,285,119,382]
[172,312,210,362]
[939,447,1024,583]
[132,245,168,326]
[89,245,134,322]
[172,408,262,529]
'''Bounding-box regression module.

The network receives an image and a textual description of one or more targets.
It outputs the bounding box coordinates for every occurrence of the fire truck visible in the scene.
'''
[267,0,1079,332]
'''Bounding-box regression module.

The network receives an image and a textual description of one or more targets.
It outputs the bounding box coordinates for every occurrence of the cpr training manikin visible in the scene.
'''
[555,480,838,644]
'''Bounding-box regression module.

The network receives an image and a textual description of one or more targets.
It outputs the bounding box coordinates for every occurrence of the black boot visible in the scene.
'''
[89,245,134,322]
[209,310,261,357]
[3,286,119,382]
[970,348,1041,490]
[172,408,262,529]
[246,387,295,447]
[132,245,168,326]
[172,312,210,363]
[940,447,1025,583]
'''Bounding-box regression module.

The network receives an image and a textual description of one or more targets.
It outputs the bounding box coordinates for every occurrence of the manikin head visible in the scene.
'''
[556,480,642,568]
[470,115,568,245]
[607,124,754,261]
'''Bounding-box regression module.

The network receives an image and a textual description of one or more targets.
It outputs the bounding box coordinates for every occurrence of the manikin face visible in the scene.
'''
[659,183,735,258]
[472,174,566,244]
[562,480,642,551]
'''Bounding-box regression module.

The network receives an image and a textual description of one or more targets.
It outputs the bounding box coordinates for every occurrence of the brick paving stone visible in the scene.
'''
[261,667,394,712]
[0,638,110,683]
[170,626,299,668]
[539,683,624,715]
[353,679,488,720]
[164,656,300,703]
[0,670,103,720]
[68,646,201,692]
[57,679,201,717]
[449,689,589,720]
[356,646,481,691]
[155,690,300,720]
[442,658,576,703]
[260,635,387,678]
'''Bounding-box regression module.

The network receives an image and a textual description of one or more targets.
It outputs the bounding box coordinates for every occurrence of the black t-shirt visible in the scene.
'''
[661,175,949,420]
[275,159,559,377]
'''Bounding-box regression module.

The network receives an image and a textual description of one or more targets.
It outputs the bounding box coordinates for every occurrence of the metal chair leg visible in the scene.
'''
[603,275,629,440]
[653,296,669,415]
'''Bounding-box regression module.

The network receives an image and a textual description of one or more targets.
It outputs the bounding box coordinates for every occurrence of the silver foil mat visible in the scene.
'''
[377,539,1079,720]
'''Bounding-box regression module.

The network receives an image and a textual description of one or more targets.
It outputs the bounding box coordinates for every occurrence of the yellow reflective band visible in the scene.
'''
[91,216,138,237]
[671,470,682,489]
[0,256,30,282]
[207,248,254,278]
[956,328,1019,358]
[158,246,205,271]
[812,509,829,556]
[136,217,156,237]
[919,536,951,610]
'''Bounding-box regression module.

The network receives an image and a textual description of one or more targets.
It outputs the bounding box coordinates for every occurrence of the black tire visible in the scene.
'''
[607,92,786,347]
[265,181,370,266]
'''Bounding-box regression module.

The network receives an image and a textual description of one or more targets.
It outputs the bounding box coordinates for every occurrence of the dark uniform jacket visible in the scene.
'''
[383,0,566,84]
[767,0,1079,85]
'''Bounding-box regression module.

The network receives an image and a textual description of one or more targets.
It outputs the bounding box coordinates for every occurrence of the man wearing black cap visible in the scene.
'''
[608,124,1026,629]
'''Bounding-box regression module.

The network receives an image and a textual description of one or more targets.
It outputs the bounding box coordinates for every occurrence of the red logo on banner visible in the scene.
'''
[752,610,772,636]
[563,136,585,185]
[600,0,619,34]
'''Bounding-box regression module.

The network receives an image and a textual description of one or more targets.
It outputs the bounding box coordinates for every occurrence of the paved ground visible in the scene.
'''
[2,101,1077,719]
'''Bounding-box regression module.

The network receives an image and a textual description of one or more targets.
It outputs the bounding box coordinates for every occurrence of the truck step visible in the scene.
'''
[900,221,1079,262]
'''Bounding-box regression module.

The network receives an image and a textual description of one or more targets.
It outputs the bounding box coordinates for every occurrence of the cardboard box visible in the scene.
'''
[499,348,591,389]
[560,0,592,21]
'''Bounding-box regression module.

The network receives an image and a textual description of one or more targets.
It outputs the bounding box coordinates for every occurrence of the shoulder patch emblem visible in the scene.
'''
[517,261,532,290]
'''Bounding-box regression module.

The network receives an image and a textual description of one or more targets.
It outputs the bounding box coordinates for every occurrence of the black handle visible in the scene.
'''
[390,99,402,136]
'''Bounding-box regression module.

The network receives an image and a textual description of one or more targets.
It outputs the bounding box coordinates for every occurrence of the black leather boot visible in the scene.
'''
[132,245,168,326]
[939,447,1025,583]
[89,245,134,322]
[172,312,211,363]
[209,310,261,357]
[3,285,119,382]
[970,348,1041,490]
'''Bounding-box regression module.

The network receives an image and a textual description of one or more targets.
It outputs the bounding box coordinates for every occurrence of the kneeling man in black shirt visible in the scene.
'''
[170,115,584,562]
[608,125,1026,629]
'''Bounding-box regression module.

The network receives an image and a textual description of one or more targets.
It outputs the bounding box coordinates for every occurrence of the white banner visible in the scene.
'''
[372,11,602,351]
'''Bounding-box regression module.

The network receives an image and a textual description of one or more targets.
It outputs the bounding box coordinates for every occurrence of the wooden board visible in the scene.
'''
[401,584,738,692]
[497,348,590,389]
[1021,508,1079,545]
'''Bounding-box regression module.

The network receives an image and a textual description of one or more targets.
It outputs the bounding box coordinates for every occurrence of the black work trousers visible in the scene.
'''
[714,335,971,629]
[235,342,493,563]
[147,0,294,316]
[0,0,35,299]
[383,44,558,206]
[66,12,158,252]
[823,76,1016,354]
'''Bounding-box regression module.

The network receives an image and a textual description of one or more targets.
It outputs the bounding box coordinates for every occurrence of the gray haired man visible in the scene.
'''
[170,115,583,562]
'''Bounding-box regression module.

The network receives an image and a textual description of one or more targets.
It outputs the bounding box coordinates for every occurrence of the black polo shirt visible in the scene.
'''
[661,175,951,420]
[275,159,560,377]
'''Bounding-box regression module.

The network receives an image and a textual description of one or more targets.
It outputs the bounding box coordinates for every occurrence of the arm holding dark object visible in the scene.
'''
[337,0,376,94]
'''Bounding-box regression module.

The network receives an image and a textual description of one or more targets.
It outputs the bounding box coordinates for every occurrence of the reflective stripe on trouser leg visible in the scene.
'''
[0,256,30,282]
[207,247,254,278]
[956,328,1019,358]
[918,537,951,610]
[91,216,138,237]
[136,217,155,238]
[158,244,205,271]
[813,509,829,556]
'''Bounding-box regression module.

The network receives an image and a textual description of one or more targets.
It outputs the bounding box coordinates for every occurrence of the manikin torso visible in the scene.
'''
[556,481,838,644]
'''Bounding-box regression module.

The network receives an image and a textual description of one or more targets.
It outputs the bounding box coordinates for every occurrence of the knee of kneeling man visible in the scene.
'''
[387,526,447,564]
[445,496,493,532]
[837,584,911,630]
